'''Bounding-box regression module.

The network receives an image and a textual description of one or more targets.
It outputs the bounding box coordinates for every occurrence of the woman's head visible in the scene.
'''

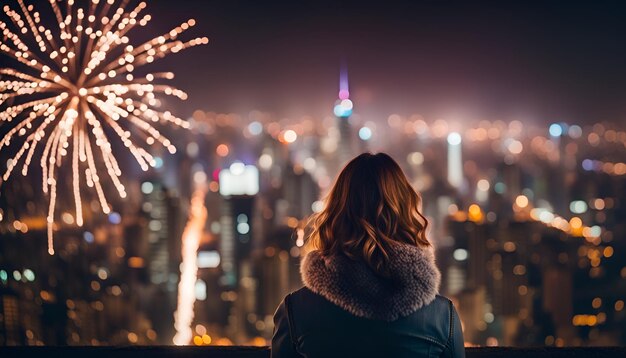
[307,152,430,276]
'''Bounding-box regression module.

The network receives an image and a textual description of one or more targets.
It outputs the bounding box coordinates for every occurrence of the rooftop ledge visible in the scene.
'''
[1,346,626,358]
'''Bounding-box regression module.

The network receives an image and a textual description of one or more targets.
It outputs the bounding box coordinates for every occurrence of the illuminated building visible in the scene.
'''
[217,163,260,342]
[333,65,355,166]
[218,163,260,288]
[142,181,180,288]
[447,132,464,189]
[141,180,182,342]
[0,287,20,345]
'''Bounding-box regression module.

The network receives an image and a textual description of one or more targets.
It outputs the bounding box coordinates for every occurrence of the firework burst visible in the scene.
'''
[0,0,208,254]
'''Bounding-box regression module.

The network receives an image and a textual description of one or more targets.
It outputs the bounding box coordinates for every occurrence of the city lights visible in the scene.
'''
[447,132,462,146]
[569,200,588,214]
[467,204,483,222]
[515,195,529,209]
[333,99,353,118]
[281,130,298,144]
[453,248,468,261]
[477,179,490,192]
[1,104,625,347]
[358,126,372,140]
[549,123,564,137]
[258,153,273,170]
[407,152,424,166]
[0,1,625,349]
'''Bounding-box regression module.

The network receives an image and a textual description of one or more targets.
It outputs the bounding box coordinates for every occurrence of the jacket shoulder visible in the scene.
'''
[284,287,331,317]
[283,289,455,341]
[288,286,317,301]
[431,294,454,309]
[395,294,455,347]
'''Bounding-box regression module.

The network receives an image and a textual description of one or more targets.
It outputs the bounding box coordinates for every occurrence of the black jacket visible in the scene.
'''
[272,244,465,357]
[272,288,464,357]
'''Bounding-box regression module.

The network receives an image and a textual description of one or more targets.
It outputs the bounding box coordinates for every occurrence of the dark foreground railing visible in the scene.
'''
[0,346,625,357]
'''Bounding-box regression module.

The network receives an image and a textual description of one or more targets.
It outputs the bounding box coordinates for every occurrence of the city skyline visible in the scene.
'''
[1,0,625,350]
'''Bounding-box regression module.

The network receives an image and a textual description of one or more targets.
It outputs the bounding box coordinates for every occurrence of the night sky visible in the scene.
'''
[149,0,626,125]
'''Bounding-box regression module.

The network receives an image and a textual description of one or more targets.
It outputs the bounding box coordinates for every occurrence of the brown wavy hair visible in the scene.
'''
[306,152,430,277]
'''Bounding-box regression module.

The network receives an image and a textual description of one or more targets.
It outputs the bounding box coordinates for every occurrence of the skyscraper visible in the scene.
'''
[447,132,464,190]
[333,65,354,166]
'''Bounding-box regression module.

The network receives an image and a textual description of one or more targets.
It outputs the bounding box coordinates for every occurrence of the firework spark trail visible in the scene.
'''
[0,0,208,254]
[173,185,207,346]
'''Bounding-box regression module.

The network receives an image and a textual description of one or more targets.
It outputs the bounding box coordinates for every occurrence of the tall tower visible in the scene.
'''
[333,65,354,165]
[447,132,463,190]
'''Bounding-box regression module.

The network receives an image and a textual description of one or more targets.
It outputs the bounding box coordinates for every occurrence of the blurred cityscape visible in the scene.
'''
[1,71,625,348]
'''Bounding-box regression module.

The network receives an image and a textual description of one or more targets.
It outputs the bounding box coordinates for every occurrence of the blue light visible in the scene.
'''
[248,121,263,136]
[108,212,121,225]
[549,123,563,137]
[333,104,352,118]
[153,156,164,169]
[359,127,372,140]
[333,105,342,117]
[494,182,506,194]
[582,159,594,171]
[84,231,95,243]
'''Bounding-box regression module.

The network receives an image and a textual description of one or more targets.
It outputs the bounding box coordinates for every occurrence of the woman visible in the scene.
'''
[272,153,464,357]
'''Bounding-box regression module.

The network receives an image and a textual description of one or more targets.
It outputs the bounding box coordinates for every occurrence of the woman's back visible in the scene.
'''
[271,153,465,357]
[274,289,460,358]
[272,244,464,358]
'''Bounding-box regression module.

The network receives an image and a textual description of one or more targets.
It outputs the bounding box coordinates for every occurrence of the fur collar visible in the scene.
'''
[300,243,441,321]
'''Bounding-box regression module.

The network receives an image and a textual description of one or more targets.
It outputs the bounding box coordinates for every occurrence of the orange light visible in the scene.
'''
[572,314,598,326]
[214,337,233,346]
[515,195,529,208]
[250,336,266,346]
[128,257,145,268]
[468,204,483,222]
[281,130,297,143]
[216,144,229,157]
[286,217,299,228]
[202,334,212,344]
[593,198,605,210]
[569,217,583,229]
[592,297,602,309]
